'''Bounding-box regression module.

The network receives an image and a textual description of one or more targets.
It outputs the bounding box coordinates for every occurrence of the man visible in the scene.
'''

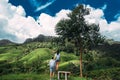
[49,57,56,80]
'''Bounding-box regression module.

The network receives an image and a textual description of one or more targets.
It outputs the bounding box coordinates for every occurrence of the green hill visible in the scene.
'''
[0,41,120,80]
[20,48,52,63]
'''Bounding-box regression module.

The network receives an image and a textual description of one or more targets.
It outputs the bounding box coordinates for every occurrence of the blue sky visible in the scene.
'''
[0,0,120,43]
[9,0,120,22]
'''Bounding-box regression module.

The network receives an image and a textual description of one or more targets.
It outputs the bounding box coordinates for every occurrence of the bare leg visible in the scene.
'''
[50,72,53,80]
[56,62,59,71]
[53,72,55,77]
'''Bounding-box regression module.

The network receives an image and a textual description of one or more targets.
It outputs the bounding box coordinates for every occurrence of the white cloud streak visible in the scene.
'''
[35,0,56,12]
[101,4,107,10]
[114,12,120,19]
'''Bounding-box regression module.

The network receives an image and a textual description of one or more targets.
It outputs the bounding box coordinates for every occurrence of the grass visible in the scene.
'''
[0,73,49,80]
[59,60,79,68]
[0,52,20,61]
[20,48,52,64]
[60,51,78,62]
[0,46,23,61]
[0,73,92,80]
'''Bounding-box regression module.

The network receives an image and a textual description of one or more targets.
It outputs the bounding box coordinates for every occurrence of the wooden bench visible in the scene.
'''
[58,71,71,80]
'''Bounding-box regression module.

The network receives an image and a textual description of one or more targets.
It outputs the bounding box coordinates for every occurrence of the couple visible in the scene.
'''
[49,50,60,80]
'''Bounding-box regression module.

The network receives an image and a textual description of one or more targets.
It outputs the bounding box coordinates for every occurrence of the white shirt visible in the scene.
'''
[55,53,60,60]
[49,59,56,67]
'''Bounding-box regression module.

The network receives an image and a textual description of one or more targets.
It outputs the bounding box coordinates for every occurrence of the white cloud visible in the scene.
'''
[7,15,42,42]
[16,6,26,16]
[0,0,42,43]
[1,0,120,43]
[37,9,71,36]
[84,5,120,41]
[0,0,71,43]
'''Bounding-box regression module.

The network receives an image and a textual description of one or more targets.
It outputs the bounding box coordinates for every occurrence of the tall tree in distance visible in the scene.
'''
[55,4,104,77]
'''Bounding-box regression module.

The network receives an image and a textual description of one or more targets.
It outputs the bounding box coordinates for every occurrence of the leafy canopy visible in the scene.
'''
[55,4,104,49]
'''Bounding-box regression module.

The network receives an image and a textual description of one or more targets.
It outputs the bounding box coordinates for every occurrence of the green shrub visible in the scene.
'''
[59,60,80,76]
[87,67,120,80]
[60,52,78,62]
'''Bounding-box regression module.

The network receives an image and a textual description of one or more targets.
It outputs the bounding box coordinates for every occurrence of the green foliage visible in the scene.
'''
[70,77,92,80]
[96,57,120,68]
[20,48,51,63]
[95,42,120,61]
[55,4,104,77]
[83,51,120,73]
[0,47,53,74]
[0,46,22,61]
[59,60,80,75]
[55,4,104,50]
[0,61,13,75]
[61,52,78,62]
[0,73,50,80]
[19,48,52,73]
[0,73,92,80]
[87,67,120,80]
[0,39,120,79]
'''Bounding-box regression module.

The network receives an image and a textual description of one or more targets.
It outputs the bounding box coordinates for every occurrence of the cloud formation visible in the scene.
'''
[84,5,120,41]
[37,9,71,36]
[0,0,120,43]
[0,0,70,43]
[0,0,43,43]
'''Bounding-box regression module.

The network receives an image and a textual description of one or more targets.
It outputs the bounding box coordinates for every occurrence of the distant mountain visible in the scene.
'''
[24,38,33,43]
[0,39,15,46]
[24,34,55,43]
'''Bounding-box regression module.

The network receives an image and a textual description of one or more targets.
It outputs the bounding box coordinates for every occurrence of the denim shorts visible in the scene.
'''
[50,66,55,72]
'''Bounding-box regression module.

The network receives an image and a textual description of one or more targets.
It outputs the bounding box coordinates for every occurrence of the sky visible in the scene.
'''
[0,0,120,43]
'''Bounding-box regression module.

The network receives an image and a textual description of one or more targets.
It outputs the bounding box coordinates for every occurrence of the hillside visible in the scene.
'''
[95,41,120,60]
[0,44,81,80]
[0,41,120,80]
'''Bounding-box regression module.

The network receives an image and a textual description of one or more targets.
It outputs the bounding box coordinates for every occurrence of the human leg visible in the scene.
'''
[50,67,53,80]
[50,67,55,80]
[50,72,52,80]
[56,62,59,71]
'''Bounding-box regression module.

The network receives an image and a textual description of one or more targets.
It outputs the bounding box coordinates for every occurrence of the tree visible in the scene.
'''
[55,4,104,77]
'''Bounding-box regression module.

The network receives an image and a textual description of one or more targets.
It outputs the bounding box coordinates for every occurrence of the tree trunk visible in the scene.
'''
[80,48,83,77]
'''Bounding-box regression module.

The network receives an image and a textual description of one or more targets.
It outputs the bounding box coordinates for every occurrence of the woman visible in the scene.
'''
[54,50,60,71]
